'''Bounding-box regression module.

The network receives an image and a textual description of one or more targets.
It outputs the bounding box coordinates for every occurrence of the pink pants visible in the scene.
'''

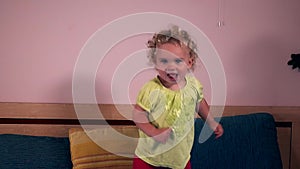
[133,156,192,169]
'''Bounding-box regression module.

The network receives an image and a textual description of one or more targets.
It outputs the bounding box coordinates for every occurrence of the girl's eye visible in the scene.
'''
[175,59,183,64]
[160,59,168,64]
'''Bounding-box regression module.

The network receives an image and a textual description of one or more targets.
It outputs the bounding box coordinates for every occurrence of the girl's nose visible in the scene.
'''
[166,61,177,70]
[166,65,175,71]
[166,65,177,73]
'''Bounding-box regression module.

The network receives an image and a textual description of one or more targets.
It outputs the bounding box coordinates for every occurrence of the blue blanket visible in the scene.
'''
[191,113,282,169]
[0,134,72,169]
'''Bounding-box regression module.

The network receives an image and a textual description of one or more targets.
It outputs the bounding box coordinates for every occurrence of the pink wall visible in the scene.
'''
[1,0,300,106]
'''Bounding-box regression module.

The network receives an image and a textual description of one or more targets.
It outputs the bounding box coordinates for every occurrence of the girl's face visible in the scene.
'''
[155,43,193,89]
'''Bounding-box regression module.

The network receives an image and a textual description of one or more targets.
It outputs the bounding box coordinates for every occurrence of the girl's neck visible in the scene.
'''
[157,76,186,91]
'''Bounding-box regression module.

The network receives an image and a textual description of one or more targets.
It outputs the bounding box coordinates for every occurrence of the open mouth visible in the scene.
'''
[167,73,178,81]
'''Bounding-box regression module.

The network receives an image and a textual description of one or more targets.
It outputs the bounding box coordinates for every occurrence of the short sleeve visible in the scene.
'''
[188,76,204,103]
[136,84,151,112]
[196,79,204,103]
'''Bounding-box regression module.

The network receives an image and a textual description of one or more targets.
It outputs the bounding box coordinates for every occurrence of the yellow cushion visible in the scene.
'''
[69,126,138,169]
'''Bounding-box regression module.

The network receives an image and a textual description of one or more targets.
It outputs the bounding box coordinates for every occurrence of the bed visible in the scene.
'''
[0,106,288,169]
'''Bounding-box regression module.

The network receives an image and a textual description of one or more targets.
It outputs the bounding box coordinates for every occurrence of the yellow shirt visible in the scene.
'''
[135,75,203,169]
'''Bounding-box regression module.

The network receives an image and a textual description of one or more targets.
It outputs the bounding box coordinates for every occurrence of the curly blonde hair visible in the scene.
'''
[147,25,198,70]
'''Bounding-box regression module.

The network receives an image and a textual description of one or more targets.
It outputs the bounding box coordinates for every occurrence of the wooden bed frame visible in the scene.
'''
[0,103,299,169]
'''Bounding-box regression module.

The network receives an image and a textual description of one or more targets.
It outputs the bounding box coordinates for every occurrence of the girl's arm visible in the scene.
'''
[197,99,224,138]
[132,104,172,143]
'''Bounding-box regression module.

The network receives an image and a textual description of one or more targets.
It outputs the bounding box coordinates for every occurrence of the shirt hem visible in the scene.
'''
[135,151,190,169]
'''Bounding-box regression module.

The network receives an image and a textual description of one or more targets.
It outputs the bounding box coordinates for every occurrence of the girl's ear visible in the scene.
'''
[187,58,194,69]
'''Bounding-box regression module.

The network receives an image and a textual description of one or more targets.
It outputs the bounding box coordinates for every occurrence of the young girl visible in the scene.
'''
[132,25,223,169]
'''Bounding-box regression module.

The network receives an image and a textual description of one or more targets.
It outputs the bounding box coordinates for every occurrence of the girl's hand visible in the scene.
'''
[151,127,172,144]
[208,121,224,139]
[213,124,224,139]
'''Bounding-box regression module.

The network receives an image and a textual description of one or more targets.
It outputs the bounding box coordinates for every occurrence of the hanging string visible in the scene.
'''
[217,0,224,28]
